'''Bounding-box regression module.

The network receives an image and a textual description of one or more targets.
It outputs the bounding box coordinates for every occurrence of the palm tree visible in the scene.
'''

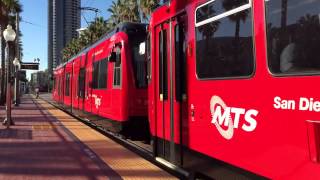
[62,0,158,63]
[0,1,10,105]
[196,5,220,49]
[122,0,140,22]
[17,28,22,58]
[281,0,287,28]
[108,0,141,27]
[0,0,22,105]
[295,14,320,69]
[62,17,110,62]
[139,0,158,22]
[88,17,109,42]
[78,29,91,48]
[15,13,21,60]
[222,0,249,42]
[107,0,122,27]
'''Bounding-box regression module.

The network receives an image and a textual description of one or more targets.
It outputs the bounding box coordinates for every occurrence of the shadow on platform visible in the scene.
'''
[0,128,32,140]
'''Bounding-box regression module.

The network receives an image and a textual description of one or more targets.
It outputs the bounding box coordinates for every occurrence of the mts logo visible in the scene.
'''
[210,96,258,140]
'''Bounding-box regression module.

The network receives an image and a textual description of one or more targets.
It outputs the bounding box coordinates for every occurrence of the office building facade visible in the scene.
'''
[48,0,81,75]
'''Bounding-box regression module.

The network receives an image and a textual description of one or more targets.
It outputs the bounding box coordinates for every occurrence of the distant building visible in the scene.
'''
[30,71,49,92]
[48,0,81,75]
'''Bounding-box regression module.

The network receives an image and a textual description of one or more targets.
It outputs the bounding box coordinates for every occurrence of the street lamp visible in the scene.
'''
[2,25,16,128]
[34,58,40,63]
[13,57,20,106]
[33,58,40,93]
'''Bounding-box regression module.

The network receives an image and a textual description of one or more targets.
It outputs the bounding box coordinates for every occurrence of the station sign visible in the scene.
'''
[20,62,39,70]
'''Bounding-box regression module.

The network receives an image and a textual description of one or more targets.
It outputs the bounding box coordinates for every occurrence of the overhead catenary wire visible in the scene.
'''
[21,19,46,29]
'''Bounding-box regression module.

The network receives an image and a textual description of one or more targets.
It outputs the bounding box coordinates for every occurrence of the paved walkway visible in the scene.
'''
[0,94,176,180]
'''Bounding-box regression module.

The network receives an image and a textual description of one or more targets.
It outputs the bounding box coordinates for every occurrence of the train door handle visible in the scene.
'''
[160,94,163,101]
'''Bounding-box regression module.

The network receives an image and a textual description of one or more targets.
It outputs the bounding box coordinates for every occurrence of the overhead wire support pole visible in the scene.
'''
[79,7,101,26]
[14,12,21,106]
[2,25,16,128]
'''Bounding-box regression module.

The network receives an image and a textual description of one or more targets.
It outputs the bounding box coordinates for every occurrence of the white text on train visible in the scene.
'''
[210,96,258,140]
[274,96,320,112]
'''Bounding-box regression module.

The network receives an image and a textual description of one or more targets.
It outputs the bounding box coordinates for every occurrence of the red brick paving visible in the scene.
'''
[0,94,120,180]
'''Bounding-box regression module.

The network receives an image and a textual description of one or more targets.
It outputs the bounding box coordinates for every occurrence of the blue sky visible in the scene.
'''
[20,0,112,79]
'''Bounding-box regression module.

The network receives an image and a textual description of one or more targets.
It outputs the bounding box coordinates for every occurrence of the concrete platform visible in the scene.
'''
[0,94,177,180]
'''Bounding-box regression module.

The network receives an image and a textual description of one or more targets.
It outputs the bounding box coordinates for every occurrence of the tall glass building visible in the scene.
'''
[48,0,80,75]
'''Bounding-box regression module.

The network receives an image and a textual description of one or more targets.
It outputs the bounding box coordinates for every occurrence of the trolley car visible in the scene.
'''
[53,0,320,179]
[53,22,149,136]
[147,0,320,179]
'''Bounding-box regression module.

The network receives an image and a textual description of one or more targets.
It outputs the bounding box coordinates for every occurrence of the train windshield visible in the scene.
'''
[129,30,148,88]
[266,0,320,75]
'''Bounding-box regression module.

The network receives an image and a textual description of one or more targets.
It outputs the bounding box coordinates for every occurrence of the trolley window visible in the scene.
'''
[65,73,70,96]
[159,30,168,100]
[195,0,254,79]
[58,78,61,95]
[92,58,108,89]
[78,68,85,98]
[266,0,320,75]
[175,23,186,102]
[113,47,121,87]
[128,28,148,88]
[53,77,56,90]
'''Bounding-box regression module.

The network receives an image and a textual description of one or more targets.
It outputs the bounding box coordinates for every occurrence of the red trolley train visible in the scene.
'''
[147,0,320,179]
[53,22,149,137]
[52,0,320,179]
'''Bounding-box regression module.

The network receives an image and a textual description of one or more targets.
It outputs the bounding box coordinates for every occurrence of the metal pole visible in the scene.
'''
[4,42,12,128]
[14,65,19,106]
[16,67,20,105]
[0,39,6,105]
[48,76,50,93]
[15,13,20,106]
[14,65,16,104]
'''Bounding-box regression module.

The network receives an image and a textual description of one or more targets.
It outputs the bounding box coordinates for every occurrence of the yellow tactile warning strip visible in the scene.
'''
[36,98,178,180]
[32,125,55,130]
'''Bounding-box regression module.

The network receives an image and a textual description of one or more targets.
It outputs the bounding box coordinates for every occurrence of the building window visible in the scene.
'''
[195,0,254,79]
[113,47,122,87]
[78,68,85,98]
[65,73,71,96]
[266,0,320,75]
[92,58,108,89]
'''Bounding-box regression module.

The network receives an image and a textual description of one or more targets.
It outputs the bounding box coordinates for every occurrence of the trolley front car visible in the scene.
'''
[147,0,320,179]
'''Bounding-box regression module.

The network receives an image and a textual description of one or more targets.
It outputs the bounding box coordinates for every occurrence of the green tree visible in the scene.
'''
[88,17,109,42]
[281,0,288,28]
[222,0,249,42]
[196,5,220,48]
[62,17,110,62]
[122,0,140,22]
[62,0,159,63]
[0,0,22,105]
[139,0,158,22]
[107,0,123,27]
[108,0,140,27]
